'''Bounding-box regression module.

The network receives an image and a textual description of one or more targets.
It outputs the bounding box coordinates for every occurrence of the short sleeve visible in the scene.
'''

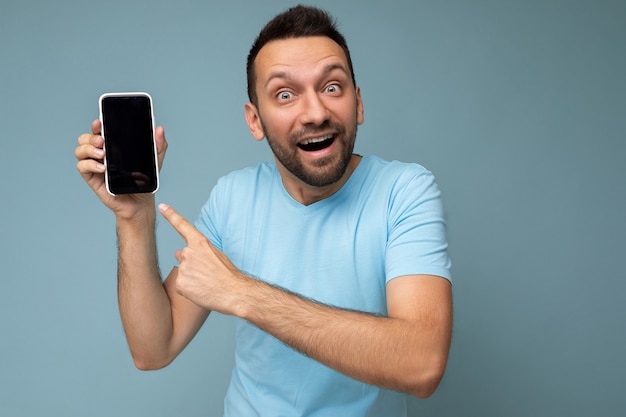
[385,167,452,283]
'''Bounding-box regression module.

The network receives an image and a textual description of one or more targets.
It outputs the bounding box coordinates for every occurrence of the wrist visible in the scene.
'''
[234,277,299,324]
[115,205,157,233]
[224,273,266,320]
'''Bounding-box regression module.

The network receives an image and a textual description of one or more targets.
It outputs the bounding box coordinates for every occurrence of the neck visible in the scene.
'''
[278,154,362,206]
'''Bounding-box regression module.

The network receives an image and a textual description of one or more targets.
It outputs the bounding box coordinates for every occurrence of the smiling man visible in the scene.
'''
[75,5,452,417]
[245,35,363,198]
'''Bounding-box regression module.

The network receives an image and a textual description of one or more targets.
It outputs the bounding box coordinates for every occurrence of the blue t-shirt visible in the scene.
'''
[195,155,451,417]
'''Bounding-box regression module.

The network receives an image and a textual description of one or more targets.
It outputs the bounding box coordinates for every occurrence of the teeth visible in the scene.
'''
[300,135,333,145]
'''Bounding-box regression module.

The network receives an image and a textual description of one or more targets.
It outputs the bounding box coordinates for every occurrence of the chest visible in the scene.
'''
[220,195,390,313]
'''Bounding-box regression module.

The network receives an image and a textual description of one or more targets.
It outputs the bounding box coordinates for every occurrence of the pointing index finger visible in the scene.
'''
[158,203,201,243]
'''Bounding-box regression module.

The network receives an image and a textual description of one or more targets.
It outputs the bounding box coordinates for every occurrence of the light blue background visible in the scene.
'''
[1,0,625,416]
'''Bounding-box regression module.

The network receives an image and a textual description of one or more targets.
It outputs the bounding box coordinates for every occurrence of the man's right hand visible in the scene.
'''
[74,119,168,221]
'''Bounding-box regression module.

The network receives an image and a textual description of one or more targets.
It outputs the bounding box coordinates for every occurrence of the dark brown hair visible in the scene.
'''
[246,5,356,105]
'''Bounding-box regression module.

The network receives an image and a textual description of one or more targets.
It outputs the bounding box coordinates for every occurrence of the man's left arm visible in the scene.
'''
[239,273,452,399]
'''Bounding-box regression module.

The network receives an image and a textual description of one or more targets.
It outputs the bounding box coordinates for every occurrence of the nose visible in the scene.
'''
[299,91,330,126]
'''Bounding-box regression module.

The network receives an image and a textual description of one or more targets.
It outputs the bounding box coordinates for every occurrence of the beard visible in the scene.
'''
[262,119,358,188]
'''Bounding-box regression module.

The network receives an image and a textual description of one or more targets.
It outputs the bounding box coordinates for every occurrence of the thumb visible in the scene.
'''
[155,126,168,169]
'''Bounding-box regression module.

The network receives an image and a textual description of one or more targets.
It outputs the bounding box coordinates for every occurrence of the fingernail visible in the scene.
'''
[94,149,104,157]
[158,203,169,212]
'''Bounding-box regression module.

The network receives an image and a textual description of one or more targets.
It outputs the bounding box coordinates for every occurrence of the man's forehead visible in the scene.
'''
[254,36,350,79]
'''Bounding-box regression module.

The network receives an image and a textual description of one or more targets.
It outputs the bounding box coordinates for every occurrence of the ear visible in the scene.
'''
[355,86,364,125]
[244,102,266,141]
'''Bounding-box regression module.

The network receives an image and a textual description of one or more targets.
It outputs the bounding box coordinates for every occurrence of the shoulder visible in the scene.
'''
[363,155,433,179]
[361,155,439,198]
[216,161,276,188]
[211,161,277,200]
[195,161,277,247]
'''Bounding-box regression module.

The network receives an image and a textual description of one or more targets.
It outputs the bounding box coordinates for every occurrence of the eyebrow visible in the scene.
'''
[264,62,349,90]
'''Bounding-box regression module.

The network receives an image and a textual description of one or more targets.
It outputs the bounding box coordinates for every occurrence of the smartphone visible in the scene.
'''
[99,92,159,195]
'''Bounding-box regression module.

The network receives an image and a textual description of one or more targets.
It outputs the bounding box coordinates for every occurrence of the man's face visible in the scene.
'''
[246,36,364,188]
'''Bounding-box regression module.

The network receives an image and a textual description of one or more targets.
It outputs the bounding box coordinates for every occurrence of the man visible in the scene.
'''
[75,5,452,416]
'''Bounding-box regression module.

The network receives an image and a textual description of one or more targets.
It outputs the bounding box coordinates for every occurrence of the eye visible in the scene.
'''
[324,84,341,95]
[277,91,293,101]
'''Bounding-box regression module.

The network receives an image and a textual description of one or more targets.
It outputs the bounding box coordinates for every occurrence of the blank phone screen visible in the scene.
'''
[101,94,158,194]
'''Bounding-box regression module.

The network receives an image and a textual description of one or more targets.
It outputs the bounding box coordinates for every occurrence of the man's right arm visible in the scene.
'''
[75,120,209,369]
[116,213,210,370]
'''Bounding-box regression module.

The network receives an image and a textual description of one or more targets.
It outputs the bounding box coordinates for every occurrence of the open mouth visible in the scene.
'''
[297,134,335,152]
